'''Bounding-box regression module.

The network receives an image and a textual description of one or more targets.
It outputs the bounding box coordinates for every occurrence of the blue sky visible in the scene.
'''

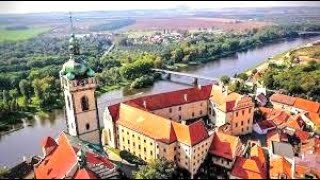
[0,1,319,14]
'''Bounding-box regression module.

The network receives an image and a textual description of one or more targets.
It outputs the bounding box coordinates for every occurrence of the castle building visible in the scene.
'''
[59,31,100,145]
[102,84,255,176]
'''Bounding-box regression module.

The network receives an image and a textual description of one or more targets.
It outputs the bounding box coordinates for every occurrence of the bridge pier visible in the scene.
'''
[192,78,198,86]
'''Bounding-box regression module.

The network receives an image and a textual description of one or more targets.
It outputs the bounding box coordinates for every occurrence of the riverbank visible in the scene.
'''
[244,37,320,75]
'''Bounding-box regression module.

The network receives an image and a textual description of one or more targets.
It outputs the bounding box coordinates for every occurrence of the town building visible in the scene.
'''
[209,85,254,135]
[33,133,118,179]
[230,143,267,179]
[209,132,244,170]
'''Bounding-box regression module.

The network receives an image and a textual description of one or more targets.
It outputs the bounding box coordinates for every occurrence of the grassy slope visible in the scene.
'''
[0,27,50,42]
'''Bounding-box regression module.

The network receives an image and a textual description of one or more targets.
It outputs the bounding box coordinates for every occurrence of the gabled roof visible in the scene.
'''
[250,144,266,165]
[209,132,241,160]
[172,120,209,146]
[271,111,291,126]
[126,85,212,111]
[116,104,177,144]
[210,85,253,112]
[305,112,320,125]
[294,98,320,114]
[267,130,288,147]
[42,137,58,149]
[270,93,296,106]
[231,157,266,179]
[34,133,115,179]
[74,168,97,179]
[270,157,293,179]
[256,120,276,130]
[35,133,78,179]
[294,130,311,143]
[285,115,304,130]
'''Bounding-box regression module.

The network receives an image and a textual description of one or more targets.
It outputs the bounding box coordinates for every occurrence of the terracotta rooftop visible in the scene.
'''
[294,130,311,143]
[295,154,320,179]
[250,144,267,166]
[294,97,320,114]
[172,120,209,146]
[35,133,78,179]
[126,85,212,111]
[305,112,320,125]
[270,93,296,106]
[231,157,266,179]
[295,164,320,179]
[285,115,305,130]
[270,157,293,179]
[266,130,288,148]
[209,132,241,160]
[210,85,253,112]
[116,104,177,144]
[256,120,276,130]
[34,133,115,179]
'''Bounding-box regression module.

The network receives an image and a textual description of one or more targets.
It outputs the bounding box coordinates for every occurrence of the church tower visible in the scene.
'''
[60,13,101,145]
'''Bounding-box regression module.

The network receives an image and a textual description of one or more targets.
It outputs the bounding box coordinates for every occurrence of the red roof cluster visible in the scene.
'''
[209,132,241,160]
[34,133,115,179]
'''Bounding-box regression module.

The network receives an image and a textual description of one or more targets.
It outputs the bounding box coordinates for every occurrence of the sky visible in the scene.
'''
[0,1,319,14]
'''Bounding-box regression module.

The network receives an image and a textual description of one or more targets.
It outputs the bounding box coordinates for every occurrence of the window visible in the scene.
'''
[179,115,182,120]
[185,156,188,159]
[179,107,182,111]
[174,147,177,151]
[86,123,90,130]
[122,129,124,133]
[127,132,129,135]
[192,112,195,117]
[133,142,135,147]
[163,148,166,152]
[132,134,135,138]
[122,138,125,142]
[247,127,250,131]
[67,97,71,110]
[150,142,153,146]
[144,147,146,152]
[236,112,238,117]
[242,110,245,115]
[242,128,244,132]
[248,119,250,124]
[169,108,172,113]
[81,96,89,111]
[128,140,130,144]
[209,108,212,115]
[144,139,146,143]
[241,121,244,126]
[138,145,141,150]
[200,110,203,115]
[138,136,140,140]
[235,123,238,127]
[150,151,153,156]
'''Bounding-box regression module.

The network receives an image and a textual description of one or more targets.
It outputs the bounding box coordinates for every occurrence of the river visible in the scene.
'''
[0,36,319,168]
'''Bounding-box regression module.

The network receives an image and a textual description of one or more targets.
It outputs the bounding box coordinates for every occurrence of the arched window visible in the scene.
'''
[81,96,89,111]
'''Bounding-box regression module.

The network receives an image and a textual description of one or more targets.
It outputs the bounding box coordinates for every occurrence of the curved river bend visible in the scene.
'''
[0,36,319,167]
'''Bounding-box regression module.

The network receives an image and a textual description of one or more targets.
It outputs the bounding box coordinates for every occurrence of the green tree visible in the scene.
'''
[220,75,231,85]
[238,73,249,81]
[133,158,174,179]
[2,90,10,107]
[9,89,18,110]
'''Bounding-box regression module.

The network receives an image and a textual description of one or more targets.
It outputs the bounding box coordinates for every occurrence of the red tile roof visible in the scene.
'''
[294,98,320,114]
[42,137,58,149]
[266,130,288,148]
[294,130,311,143]
[250,144,267,166]
[34,133,115,179]
[126,85,212,111]
[35,133,78,179]
[257,120,276,130]
[305,112,320,125]
[209,132,241,160]
[270,157,293,179]
[271,111,291,126]
[231,157,267,179]
[172,120,209,146]
[74,168,97,179]
[107,104,120,122]
[285,115,305,130]
[270,93,296,106]
[117,104,177,144]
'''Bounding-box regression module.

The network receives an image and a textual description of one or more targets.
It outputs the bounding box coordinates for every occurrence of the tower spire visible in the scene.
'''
[69,12,74,35]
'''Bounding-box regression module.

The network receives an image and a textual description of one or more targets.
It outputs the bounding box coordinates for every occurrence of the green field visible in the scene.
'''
[0,27,50,42]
